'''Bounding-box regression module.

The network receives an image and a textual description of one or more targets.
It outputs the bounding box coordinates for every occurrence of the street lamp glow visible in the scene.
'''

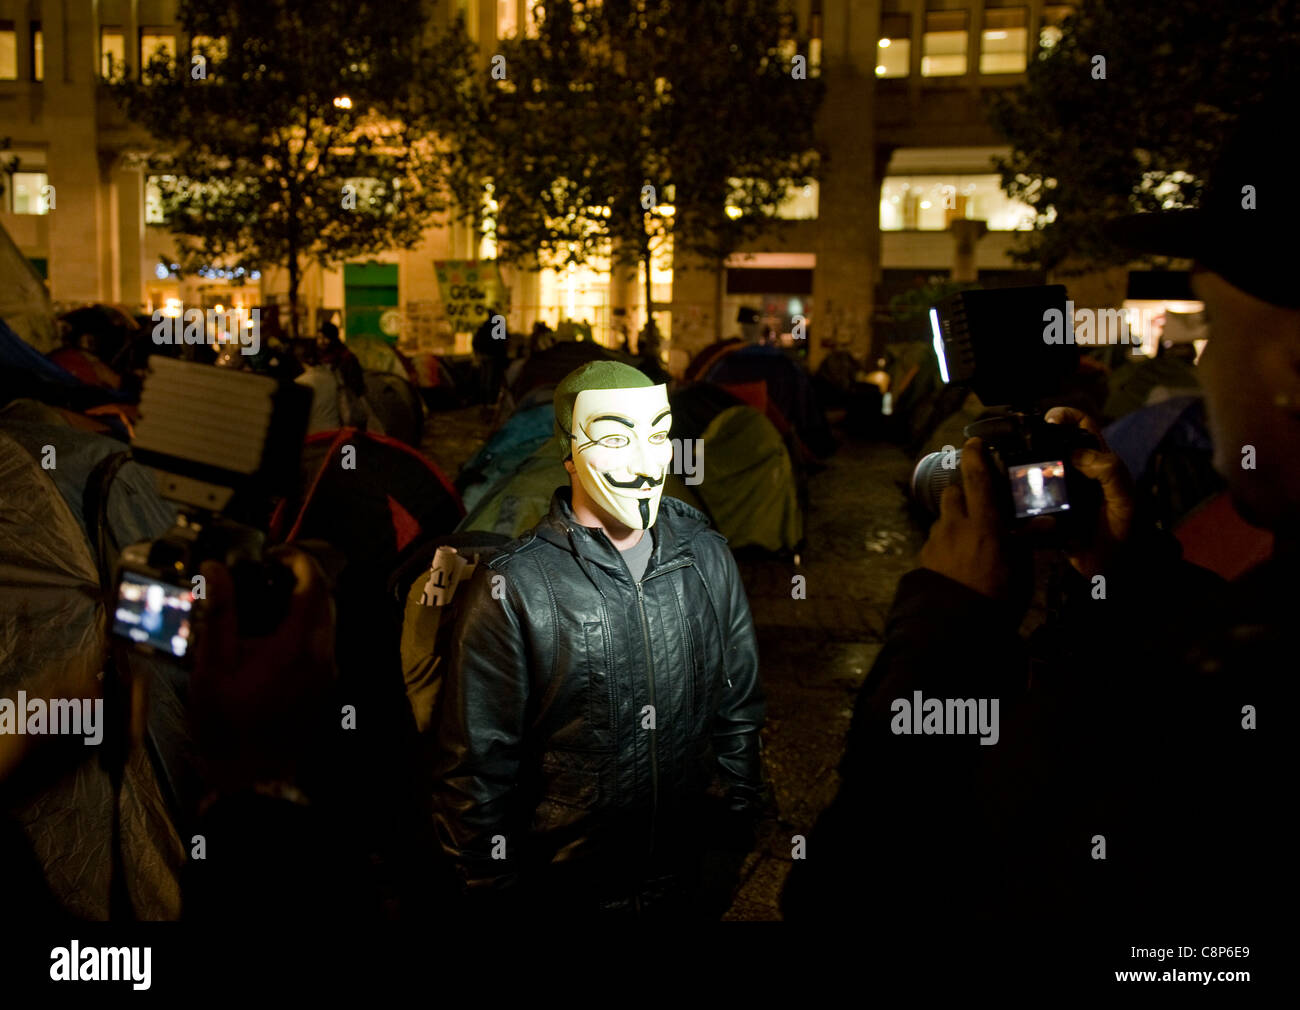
[333,95,353,109]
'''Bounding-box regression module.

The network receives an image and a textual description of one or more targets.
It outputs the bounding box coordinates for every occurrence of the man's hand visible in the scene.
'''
[919,437,1010,600]
[1045,406,1135,578]
[190,547,336,789]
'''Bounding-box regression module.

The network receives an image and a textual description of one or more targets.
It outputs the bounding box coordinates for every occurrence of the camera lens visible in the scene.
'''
[911,449,962,516]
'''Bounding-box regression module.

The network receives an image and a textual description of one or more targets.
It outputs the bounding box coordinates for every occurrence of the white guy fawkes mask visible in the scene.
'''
[570,384,673,530]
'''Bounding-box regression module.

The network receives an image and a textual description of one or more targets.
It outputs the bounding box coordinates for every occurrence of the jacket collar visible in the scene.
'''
[533,487,706,585]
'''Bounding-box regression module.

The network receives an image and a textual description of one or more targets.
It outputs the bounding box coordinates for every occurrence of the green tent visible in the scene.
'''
[675,405,801,553]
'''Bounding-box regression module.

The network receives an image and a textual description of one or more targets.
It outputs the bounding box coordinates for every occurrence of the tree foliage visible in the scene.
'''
[444,0,825,323]
[114,0,476,336]
[989,0,1300,273]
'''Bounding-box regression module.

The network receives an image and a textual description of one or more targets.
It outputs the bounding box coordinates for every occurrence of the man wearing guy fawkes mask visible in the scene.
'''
[431,361,766,920]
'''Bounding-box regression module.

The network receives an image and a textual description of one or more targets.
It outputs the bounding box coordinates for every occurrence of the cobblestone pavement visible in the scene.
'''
[422,407,926,920]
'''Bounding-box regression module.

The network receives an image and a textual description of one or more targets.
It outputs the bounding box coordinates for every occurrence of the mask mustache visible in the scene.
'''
[602,472,664,490]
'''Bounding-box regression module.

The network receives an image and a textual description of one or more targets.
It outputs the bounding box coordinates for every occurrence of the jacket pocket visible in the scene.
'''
[583,620,614,734]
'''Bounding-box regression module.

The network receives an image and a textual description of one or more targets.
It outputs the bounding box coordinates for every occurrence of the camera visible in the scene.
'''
[911,286,1101,538]
[912,413,1101,537]
[110,356,310,663]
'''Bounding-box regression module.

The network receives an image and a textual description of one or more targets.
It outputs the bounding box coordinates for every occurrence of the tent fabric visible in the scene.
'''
[457,403,556,512]
[695,344,834,458]
[278,428,465,584]
[680,405,802,553]
[666,383,745,442]
[457,438,570,538]
[508,340,632,401]
[0,419,186,919]
[0,221,56,351]
[684,339,744,383]
[348,335,416,382]
[362,371,425,447]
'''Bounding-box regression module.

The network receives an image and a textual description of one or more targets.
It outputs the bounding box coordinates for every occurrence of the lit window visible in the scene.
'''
[1040,5,1074,52]
[140,30,177,81]
[101,29,126,81]
[880,174,1035,232]
[922,11,967,77]
[981,8,1027,74]
[31,22,42,81]
[11,171,51,215]
[876,14,911,78]
[0,22,17,80]
[498,0,518,39]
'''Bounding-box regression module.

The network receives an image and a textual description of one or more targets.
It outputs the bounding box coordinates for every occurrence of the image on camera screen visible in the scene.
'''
[1010,460,1070,518]
[113,571,194,658]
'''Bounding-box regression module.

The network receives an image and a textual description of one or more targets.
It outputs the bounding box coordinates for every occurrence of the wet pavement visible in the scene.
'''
[421,406,926,920]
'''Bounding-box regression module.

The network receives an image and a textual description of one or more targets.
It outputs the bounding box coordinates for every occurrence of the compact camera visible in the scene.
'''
[110,356,310,663]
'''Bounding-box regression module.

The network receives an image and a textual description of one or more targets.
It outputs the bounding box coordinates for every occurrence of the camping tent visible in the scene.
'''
[348,335,417,383]
[457,402,557,512]
[457,438,570,538]
[362,371,425,447]
[508,340,631,402]
[275,428,464,586]
[690,344,835,458]
[0,221,56,351]
[667,405,802,554]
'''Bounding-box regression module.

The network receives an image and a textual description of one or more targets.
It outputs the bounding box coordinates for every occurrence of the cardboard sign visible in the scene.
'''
[434,260,506,334]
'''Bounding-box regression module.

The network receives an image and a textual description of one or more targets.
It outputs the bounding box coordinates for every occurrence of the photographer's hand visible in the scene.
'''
[191,547,336,790]
[920,437,1010,599]
[1045,407,1135,578]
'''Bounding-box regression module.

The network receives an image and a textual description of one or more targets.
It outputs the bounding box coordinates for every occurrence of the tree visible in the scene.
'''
[445,0,824,339]
[114,0,477,339]
[988,0,1300,274]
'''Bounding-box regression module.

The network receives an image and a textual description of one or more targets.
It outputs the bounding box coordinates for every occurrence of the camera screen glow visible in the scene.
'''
[930,308,950,384]
[1009,460,1070,518]
[113,572,193,658]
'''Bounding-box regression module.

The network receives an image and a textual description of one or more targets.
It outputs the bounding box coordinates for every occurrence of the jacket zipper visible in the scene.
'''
[634,559,692,859]
[635,580,658,859]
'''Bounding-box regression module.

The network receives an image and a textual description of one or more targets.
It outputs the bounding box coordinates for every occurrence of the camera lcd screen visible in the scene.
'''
[1010,460,1070,518]
[113,571,194,658]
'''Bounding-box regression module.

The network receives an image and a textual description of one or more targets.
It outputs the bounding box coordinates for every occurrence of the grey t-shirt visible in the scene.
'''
[620,529,654,583]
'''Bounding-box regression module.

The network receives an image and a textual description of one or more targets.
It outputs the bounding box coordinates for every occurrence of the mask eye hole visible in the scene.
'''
[596,434,629,449]
[648,431,669,445]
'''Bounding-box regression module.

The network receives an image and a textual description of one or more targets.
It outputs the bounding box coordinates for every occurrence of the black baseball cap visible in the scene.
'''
[1104,91,1299,308]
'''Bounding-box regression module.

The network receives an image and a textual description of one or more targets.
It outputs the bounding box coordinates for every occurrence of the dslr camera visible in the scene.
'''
[111,357,311,663]
[911,286,1101,540]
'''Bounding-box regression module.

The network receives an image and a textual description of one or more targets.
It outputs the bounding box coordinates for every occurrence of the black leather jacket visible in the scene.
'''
[431,489,765,902]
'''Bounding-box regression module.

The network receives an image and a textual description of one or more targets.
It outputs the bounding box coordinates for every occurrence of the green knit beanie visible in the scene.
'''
[554,361,656,457]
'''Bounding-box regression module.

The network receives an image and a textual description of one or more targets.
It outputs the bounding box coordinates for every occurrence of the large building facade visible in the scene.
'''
[4,0,1134,367]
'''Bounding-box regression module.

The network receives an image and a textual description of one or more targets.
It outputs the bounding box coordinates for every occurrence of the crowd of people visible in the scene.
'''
[0,99,1289,945]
